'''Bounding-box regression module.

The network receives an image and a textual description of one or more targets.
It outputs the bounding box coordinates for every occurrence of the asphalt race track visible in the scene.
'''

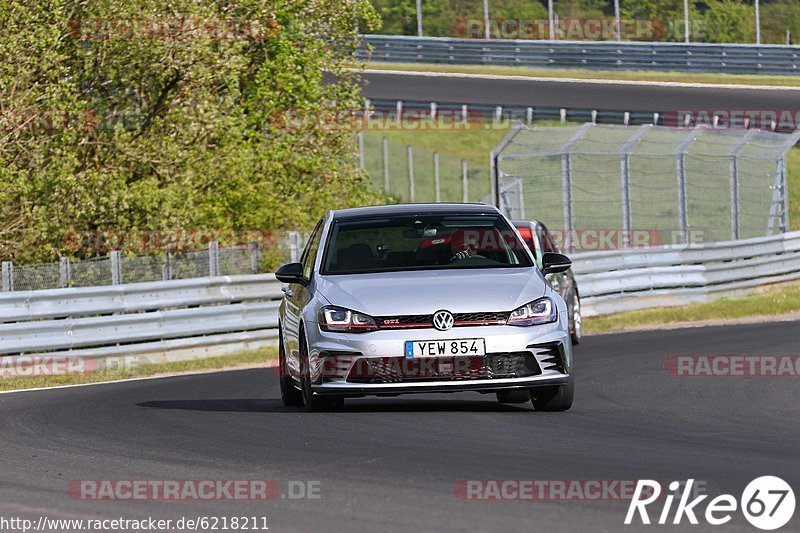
[360,71,800,112]
[1,321,798,532]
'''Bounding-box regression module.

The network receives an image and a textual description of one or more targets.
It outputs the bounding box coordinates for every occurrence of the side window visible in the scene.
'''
[301,219,324,280]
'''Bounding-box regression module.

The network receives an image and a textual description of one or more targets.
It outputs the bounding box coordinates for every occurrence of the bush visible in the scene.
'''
[0,0,382,263]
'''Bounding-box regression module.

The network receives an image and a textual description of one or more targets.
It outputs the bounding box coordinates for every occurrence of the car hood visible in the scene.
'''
[316,268,546,316]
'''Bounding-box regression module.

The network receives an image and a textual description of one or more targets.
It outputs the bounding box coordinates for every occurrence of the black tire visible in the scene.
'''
[496,390,532,404]
[279,325,302,407]
[570,291,582,346]
[299,329,343,412]
[530,376,574,412]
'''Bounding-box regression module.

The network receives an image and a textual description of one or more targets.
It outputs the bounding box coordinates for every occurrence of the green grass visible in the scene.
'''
[366,61,800,87]
[584,283,800,334]
[0,346,277,392]
[361,122,513,202]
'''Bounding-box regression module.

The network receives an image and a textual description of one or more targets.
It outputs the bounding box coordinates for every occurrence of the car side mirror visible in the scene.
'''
[541,253,572,275]
[275,262,307,285]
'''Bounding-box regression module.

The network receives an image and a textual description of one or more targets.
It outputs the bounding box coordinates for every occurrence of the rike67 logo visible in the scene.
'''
[626,477,795,530]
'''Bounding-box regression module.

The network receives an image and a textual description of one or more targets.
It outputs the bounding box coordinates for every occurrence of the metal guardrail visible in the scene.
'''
[361,35,800,75]
[573,231,800,316]
[0,274,283,362]
[367,98,800,132]
[2,232,799,365]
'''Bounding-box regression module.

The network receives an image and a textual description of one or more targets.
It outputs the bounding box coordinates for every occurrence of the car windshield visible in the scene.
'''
[322,214,533,275]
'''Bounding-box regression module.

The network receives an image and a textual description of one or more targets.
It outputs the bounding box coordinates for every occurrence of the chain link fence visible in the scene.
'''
[1,238,304,292]
[361,133,491,203]
[495,123,800,250]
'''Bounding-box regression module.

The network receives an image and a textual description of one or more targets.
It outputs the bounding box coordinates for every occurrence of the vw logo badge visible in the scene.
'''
[432,310,455,331]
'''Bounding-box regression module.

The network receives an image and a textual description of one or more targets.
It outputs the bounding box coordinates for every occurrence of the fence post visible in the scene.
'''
[289,231,301,263]
[407,145,415,202]
[357,131,365,170]
[110,251,122,285]
[208,241,220,277]
[433,152,441,202]
[382,136,390,193]
[59,257,72,288]
[250,242,261,274]
[782,156,790,233]
[676,131,700,245]
[461,159,469,202]
[559,123,594,252]
[728,130,755,240]
[1,261,13,292]
[163,252,173,281]
[620,125,651,247]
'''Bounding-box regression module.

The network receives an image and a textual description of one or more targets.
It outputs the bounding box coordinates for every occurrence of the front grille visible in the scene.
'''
[346,352,540,384]
[375,311,510,330]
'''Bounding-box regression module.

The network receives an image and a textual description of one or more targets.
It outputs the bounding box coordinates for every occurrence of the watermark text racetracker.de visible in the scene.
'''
[452,479,705,501]
[68,479,321,501]
[665,355,800,377]
[67,17,279,41]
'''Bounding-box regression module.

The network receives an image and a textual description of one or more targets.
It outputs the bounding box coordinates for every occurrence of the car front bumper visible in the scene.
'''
[305,320,572,397]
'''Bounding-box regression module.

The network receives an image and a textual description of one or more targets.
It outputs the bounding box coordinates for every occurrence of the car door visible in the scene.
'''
[283,219,324,378]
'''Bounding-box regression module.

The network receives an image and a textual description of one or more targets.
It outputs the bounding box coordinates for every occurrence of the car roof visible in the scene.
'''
[331,203,501,221]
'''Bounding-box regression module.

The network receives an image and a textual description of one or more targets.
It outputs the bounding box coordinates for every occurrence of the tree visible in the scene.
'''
[702,0,755,43]
[0,0,381,263]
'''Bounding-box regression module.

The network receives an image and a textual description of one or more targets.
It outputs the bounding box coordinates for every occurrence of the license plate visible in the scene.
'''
[404,339,486,358]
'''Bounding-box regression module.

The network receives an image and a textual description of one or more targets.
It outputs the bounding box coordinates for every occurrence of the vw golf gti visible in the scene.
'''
[276,203,575,411]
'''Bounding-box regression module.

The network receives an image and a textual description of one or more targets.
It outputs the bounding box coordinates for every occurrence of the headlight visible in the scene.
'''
[507,297,557,326]
[319,306,379,333]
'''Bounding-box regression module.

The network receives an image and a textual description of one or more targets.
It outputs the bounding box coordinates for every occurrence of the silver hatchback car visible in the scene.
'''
[276,204,575,411]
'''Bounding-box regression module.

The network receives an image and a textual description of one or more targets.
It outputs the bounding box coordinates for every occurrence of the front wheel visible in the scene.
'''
[279,326,302,407]
[530,376,574,412]
[299,332,343,412]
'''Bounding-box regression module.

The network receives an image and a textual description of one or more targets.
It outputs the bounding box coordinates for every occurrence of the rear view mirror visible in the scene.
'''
[541,253,572,275]
[275,262,307,285]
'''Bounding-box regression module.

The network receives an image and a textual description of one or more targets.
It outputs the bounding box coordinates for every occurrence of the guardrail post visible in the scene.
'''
[382,136,390,193]
[2,261,13,292]
[433,152,441,202]
[208,241,220,277]
[59,257,72,288]
[110,251,122,285]
[461,160,469,202]
[250,243,261,274]
[407,145,415,202]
